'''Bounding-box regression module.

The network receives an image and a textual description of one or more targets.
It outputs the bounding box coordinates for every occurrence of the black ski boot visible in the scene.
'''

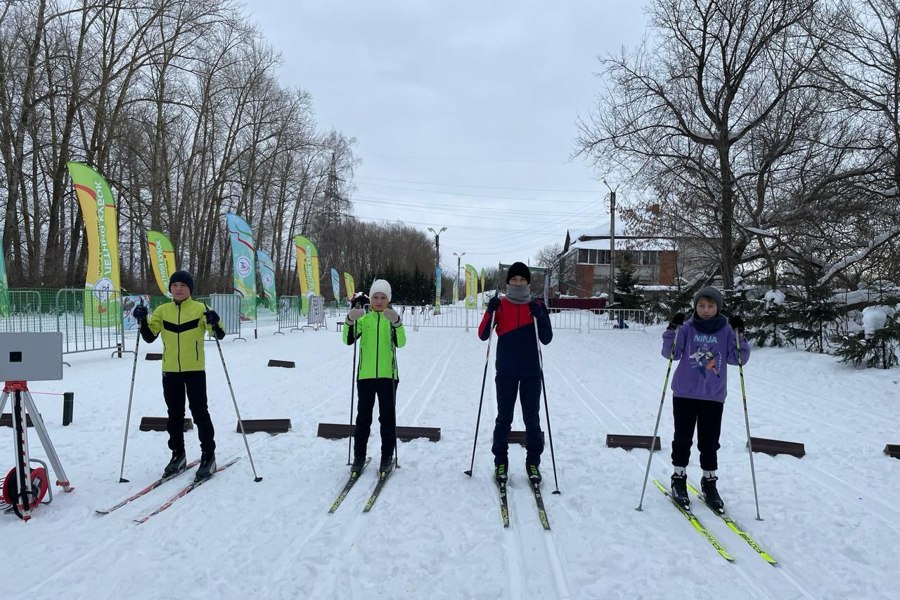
[670,472,690,507]
[526,463,542,484]
[701,475,725,512]
[379,457,394,476]
[494,463,508,484]
[195,451,216,482]
[163,450,186,478]
[350,457,366,476]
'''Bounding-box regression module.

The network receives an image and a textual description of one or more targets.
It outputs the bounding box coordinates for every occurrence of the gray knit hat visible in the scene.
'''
[693,286,723,313]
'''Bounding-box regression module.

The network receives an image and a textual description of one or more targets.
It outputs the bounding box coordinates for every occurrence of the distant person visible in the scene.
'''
[132,270,225,482]
[663,286,749,511]
[343,280,406,475]
[478,262,553,485]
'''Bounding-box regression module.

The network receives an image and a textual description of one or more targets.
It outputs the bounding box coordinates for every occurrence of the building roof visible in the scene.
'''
[569,237,672,251]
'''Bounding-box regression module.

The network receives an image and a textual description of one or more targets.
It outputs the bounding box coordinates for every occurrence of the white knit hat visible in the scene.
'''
[369,279,392,302]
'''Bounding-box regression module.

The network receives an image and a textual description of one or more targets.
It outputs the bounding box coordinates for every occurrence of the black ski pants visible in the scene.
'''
[354,378,398,463]
[671,396,723,471]
[162,371,216,454]
[492,375,543,467]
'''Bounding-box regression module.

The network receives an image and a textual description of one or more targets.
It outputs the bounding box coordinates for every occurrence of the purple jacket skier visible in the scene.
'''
[662,286,750,512]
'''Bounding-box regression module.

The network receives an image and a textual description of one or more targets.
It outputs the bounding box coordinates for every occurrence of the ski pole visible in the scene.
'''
[533,316,561,495]
[117,308,143,483]
[391,331,400,469]
[464,322,494,477]
[209,312,262,482]
[635,335,677,511]
[735,332,763,520]
[347,335,358,466]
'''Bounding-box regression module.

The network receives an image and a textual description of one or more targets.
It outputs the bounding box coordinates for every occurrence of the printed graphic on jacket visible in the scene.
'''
[688,345,721,380]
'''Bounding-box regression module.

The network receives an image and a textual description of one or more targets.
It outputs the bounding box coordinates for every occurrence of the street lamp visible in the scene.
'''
[427,226,446,266]
[428,226,446,314]
[453,252,466,303]
[453,252,466,285]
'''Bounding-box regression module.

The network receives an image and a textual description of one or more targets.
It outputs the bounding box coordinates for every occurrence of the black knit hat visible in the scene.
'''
[506,262,531,284]
[169,270,194,294]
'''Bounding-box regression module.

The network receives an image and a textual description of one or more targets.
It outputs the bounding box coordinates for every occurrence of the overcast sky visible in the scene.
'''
[240,0,650,277]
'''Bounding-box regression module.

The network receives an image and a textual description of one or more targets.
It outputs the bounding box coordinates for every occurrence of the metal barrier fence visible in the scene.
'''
[400,305,479,331]
[585,309,647,331]
[0,290,52,333]
[547,308,583,331]
[208,293,243,340]
[277,296,301,334]
[54,288,125,354]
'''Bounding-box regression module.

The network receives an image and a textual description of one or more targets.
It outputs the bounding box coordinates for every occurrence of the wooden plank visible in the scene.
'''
[236,419,292,434]
[606,434,661,451]
[316,422,441,442]
[145,353,163,361]
[508,430,545,447]
[884,444,900,459]
[139,417,193,432]
[0,413,35,427]
[266,359,295,368]
[748,436,805,458]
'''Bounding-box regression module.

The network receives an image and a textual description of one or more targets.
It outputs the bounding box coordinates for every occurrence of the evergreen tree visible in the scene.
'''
[783,286,843,353]
[614,255,643,309]
[834,315,900,369]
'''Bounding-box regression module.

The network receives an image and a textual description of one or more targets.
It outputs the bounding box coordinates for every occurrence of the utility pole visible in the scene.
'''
[603,180,618,306]
[428,226,446,314]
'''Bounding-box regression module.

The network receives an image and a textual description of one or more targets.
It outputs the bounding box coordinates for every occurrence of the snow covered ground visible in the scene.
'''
[3,315,899,599]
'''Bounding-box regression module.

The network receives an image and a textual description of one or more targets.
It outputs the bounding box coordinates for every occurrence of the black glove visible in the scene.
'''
[529,299,546,317]
[132,305,148,322]
[729,314,744,333]
[487,296,501,314]
[667,312,685,330]
[205,310,220,327]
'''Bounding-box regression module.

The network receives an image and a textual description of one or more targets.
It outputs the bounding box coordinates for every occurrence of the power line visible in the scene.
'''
[355,175,600,194]
[352,181,594,203]
[360,153,571,165]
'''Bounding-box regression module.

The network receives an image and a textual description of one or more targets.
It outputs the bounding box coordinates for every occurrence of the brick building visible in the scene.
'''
[556,219,709,298]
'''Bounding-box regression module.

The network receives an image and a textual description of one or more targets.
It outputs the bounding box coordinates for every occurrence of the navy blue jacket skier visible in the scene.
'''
[477,262,552,484]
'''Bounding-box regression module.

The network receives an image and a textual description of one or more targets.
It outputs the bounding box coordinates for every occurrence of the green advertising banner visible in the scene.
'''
[0,237,8,317]
[293,235,320,315]
[344,272,355,301]
[480,268,486,308]
[226,213,257,320]
[465,264,478,309]
[67,162,122,326]
[147,230,177,297]
[257,250,277,310]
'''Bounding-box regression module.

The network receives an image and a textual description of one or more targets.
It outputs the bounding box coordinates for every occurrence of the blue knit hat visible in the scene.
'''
[169,270,194,294]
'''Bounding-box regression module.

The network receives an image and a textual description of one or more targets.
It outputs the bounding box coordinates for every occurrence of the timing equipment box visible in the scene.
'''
[0,332,64,381]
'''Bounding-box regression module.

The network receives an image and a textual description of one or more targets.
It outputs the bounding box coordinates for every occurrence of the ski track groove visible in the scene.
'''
[18,437,270,598]
[551,358,815,600]
[778,458,900,533]
[745,376,888,446]
[399,332,460,424]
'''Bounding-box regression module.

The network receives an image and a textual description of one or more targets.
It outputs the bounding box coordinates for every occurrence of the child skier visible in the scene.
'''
[662,286,749,510]
[132,270,226,482]
[343,279,406,475]
[477,262,553,485]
